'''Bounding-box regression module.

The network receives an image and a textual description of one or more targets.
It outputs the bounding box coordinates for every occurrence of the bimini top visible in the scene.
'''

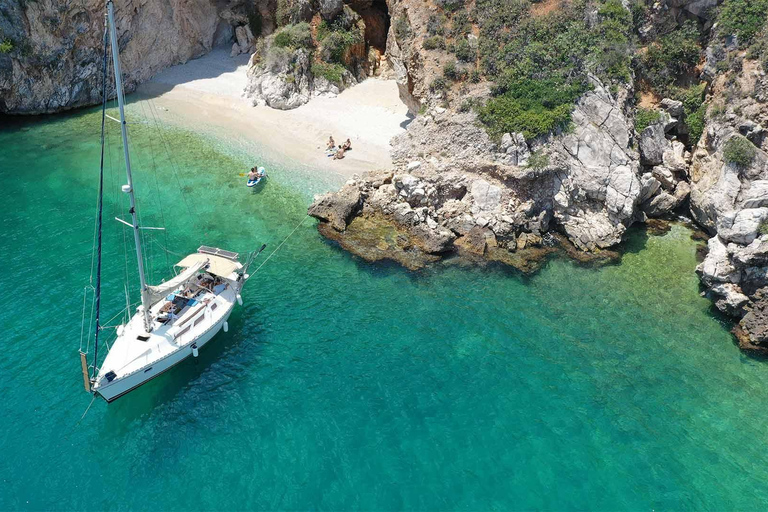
[176,252,242,278]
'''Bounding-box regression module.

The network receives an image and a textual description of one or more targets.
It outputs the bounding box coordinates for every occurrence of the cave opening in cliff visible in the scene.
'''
[347,0,390,54]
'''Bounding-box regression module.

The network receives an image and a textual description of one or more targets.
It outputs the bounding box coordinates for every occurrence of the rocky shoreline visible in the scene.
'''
[309,49,768,356]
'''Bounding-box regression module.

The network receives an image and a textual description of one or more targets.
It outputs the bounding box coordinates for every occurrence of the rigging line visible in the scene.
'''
[151,237,187,258]
[144,97,197,217]
[251,215,311,275]
[79,395,97,423]
[137,98,172,270]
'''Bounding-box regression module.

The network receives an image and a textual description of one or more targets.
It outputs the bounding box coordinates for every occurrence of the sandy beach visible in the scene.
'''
[135,48,411,178]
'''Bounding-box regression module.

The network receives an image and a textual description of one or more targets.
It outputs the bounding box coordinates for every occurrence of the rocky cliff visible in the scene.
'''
[0,0,259,114]
[308,0,768,354]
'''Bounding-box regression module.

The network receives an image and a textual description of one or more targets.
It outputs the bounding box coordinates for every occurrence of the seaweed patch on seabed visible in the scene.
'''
[317,210,629,276]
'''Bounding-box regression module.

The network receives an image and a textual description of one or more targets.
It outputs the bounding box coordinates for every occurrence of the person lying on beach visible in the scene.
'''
[342,139,351,151]
[327,136,335,151]
[334,147,346,160]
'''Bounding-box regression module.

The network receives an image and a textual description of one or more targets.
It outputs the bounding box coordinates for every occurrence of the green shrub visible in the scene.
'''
[0,39,13,54]
[316,20,331,42]
[312,62,345,85]
[641,20,701,96]
[458,97,481,112]
[759,221,768,236]
[321,29,360,63]
[273,23,313,49]
[430,77,449,92]
[423,36,446,50]
[395,14,412,41]
[288,23,313,47]
[718,0,768,48]
[469,69,481,83]
[472,0,632,140]
[686,104,706,144]
[427,14,447,36]
[443,61,465,80]
[436,0,465,13]
[723,136,757,167]
[527,150,550,171]
[264,46,292,72]
[479,77,589,140]
[450,11,472,38]
[273,30,292,48]
[669,83,707,144]
[454,38,475,62]
[635,107,661,133]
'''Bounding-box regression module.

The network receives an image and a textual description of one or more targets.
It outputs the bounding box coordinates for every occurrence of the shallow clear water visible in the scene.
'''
[2,105,768,510]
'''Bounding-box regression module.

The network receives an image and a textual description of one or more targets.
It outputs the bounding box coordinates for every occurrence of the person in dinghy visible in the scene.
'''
[247,166,267,187]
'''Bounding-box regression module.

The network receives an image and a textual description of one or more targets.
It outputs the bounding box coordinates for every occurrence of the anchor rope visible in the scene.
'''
[251,215,311,276]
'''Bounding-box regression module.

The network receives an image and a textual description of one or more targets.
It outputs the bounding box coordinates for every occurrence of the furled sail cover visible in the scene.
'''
[145,259,207,305]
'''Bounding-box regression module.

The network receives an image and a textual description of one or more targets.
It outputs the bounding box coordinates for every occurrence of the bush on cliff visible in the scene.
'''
[454,38,475,62]
[634,107,661,133]
[724,136,757,168]
[640,20,701,96]
[423,36,446,50]
[273,23,313,49]
[475,0,631,141]
[427,14,447,36]
[0,39,13,54]
[718,0,768,48]
[312,62,345,85]
[478,77,588,140]
[264,46,293,73]
[435,0,466,13]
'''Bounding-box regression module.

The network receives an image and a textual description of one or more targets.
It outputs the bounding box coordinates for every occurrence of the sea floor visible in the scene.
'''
[1,107,767,510]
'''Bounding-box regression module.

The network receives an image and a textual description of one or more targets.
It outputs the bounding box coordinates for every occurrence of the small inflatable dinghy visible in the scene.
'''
[247,167,267,187]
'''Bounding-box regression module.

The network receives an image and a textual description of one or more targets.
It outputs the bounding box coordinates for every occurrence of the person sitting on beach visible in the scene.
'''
[334,147,346,160]
[327,136,335,151]
[342,139,351,151]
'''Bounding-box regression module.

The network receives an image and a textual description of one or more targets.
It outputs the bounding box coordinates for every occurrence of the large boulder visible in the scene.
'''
[639,123,668,166]
[735,288,768,353]
[552,78,641,250]
[318,0,344,20]
[308,183,362,231]
[696,235,741,286]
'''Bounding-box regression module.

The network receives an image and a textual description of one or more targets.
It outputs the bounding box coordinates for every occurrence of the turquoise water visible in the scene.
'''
[2,105,768,510]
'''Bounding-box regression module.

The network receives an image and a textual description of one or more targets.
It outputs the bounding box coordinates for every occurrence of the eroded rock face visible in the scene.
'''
[309,78,646,269]
[551,80,642,250]
[688,60,768,347]
[0,0,232,114]
[734,288,768,354]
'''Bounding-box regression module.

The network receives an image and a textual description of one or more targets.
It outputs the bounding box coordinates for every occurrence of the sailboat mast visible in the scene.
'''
[107,0,152,332]
[92,13,110,381]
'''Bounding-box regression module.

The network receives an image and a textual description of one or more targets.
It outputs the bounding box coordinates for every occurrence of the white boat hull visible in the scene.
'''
[94,306,234,402]
[91,263,244,403]
[94,303,234,402]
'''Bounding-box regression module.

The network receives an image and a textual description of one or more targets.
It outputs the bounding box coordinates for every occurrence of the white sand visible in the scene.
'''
[136,48,411,178]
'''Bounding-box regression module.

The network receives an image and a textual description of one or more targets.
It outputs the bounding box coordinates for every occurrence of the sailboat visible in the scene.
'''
[79,1,264,403]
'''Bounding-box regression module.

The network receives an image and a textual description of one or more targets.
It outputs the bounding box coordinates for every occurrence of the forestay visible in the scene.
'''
[145,259,207,305]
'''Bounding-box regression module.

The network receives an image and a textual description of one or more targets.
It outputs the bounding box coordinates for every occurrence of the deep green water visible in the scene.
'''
[2,104,768,511]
